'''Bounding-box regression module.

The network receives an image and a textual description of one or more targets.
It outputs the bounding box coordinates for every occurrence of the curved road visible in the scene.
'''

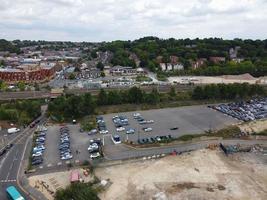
[0,115,46,200]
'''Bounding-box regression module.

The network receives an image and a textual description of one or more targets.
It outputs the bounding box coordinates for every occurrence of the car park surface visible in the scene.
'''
[211,97,267,121]
[38,124,103,169]
[103,105,239,144]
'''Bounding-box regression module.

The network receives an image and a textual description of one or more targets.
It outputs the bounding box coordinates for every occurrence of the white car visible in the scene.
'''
[116,127,125,132]
[126,128,135,134]
[146,120,154,124]
[90,152,100,159]
[133,113,141,117]
[100,130,109,134]
[143,127,153,132]
[61,154,73,160]
[32,152,42,157]
[88,143,98,151]
[112,135,121,144]
[33,146,45,151]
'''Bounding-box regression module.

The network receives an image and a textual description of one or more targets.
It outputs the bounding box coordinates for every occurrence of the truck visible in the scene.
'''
[7,127,20,134]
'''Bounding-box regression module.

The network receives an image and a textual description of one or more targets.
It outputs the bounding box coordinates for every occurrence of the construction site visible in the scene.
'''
[96,146,267,200]
[27,143,267,200]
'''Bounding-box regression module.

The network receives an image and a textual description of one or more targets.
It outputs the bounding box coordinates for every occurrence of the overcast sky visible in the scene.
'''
[0,0,266,42]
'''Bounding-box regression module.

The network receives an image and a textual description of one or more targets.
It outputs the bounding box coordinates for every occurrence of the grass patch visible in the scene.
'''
[136,75,152,82]
[252,129,267,136]
[96,99,230,115]
[27,133,38,171]
[177,126,241,141]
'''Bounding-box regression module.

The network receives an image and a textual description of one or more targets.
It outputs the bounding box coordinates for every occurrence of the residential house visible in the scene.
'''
[209,57,226,64]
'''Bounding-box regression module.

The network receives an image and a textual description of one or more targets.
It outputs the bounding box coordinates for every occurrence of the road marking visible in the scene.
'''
[39,166,43,169]
[47,164,52,167]
[57,162,62,166]
[65,161,70,164]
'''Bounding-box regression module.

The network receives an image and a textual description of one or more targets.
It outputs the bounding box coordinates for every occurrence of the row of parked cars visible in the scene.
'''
[112,115,138,135]
[32,130,47,166]
[212,98,267,121]
[133,113,154,132]
[87,138,102,159]
[137,135,173,144]
[58,126,73,160]
[97,116,109,134]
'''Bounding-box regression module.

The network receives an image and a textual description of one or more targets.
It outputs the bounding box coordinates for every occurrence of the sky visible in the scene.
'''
[0,0,267,42]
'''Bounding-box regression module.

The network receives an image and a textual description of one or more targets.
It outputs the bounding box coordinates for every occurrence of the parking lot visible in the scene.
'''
[37,125,91,169]
[212,97,267,121]
[32,105,239,170]
[102,105,240,144]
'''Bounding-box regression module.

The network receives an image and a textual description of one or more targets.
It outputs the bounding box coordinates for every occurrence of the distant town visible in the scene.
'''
[0,37,267,95]
[0,37,267,200]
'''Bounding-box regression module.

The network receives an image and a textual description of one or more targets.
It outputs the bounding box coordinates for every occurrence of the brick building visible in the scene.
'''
[0,62,62,83]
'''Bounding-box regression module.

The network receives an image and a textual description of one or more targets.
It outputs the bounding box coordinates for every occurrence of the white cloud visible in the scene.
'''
[0,0,266,41]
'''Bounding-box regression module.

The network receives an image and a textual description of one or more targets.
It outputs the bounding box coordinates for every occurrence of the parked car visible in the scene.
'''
[143,127,153,132]
[170,127,179,130]
[116,127,125,132]
[88,143,99,152]
[100,129,109,134]
[112,135,121,144]
[88,129,98,135]
[32,159,43,165]
[32,152,42,157]
[61,154,73,160]
[90,152,100,159]
[126,128,135,134]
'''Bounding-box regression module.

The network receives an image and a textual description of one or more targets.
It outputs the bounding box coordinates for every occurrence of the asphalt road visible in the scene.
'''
[0,115,46,200]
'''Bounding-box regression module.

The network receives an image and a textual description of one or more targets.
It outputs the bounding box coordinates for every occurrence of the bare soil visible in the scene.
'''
[95,149,267,200]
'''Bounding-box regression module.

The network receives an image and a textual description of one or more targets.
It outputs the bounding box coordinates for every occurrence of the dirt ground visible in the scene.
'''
[167,73,262,85]
[95,149,267,200]
[28,168,93,200]
[238,119,267,134]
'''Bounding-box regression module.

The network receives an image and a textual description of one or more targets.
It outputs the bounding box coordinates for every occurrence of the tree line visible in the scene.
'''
[99,37,267,72]
[192,83,265,100]
[48,87,162,121]
[0,100,42,125]
[164,60,267,77]
[48,84,266,121]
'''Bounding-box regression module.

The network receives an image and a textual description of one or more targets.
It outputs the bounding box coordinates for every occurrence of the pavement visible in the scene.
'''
[103,105,239,143]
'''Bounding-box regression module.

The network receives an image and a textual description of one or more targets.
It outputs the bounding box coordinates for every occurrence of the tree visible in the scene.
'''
[168,86,176,98]
[97,89,108,105]
[145,88,160,104]
[192,86,204,100]
[91,50,97,58]
[96,62,104,71]
[68,73,76,80]
[100,72,105,77]
[128,86,144,103]
[55,182,99,200]
[17,81,26,91]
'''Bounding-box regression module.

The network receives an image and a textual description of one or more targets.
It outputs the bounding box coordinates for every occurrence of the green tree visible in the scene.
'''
[17,81,26,91]
[55,182,99,200]
[97,89,108,105]
[96,62,104,71]
[168,86,176,98]
[128,86,144,103]
[100,71,105,77]
[68,73,76,80]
